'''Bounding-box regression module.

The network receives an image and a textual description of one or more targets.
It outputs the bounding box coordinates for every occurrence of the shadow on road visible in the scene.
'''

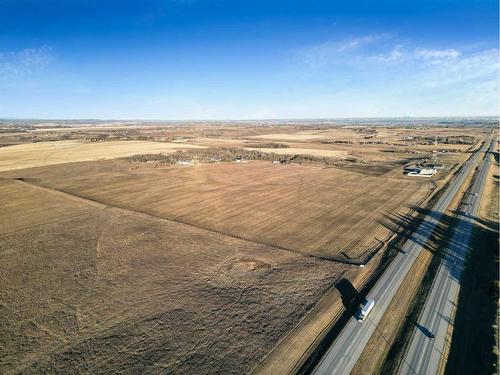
[444,214,498,375]
[297,200,449,374]
[299,182,498,375]
[413,321,434,338]
[379,205,497,283]
[379,200,498,375]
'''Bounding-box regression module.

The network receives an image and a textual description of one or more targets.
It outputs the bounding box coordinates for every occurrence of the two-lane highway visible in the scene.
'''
[312,139,490,375]
[398,139,494,375]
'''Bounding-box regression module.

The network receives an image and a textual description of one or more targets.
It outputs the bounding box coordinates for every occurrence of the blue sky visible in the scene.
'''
[0,0,498,119]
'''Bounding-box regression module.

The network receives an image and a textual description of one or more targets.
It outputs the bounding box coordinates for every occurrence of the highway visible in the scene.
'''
[312,139,491,375]
[398,139,494,375]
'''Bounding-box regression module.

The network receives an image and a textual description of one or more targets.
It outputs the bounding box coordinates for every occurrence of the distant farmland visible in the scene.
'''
[0,140,203,172]
[4,159,433,261]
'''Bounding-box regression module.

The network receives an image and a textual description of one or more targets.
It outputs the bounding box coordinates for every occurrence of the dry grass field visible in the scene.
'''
[0,179,102,234]
[3,160,432,261]
[0,124,489,374]
[0,140,203,172]
[0,178,349,374]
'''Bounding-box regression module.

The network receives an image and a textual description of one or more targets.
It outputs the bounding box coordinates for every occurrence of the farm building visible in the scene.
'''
[176,160,195,166]
[405,167,437,177]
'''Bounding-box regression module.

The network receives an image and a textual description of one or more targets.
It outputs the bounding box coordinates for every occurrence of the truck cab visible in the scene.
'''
[356,299,375,323]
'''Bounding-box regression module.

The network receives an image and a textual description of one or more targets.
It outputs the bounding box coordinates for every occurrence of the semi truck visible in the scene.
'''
[356,299,375,323]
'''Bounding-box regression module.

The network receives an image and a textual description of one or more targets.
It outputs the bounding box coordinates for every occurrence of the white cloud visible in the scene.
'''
[337,34,388,52]
[300,35,481,70]
[295,34,498,116]
[299,33,498,81]
[300,34,389,67]
[370,46,464,65]
[418,48,498,87]
[0,47,54,80]
[414,48,461,60]
[401,48,498,115]
[371,44,404,62]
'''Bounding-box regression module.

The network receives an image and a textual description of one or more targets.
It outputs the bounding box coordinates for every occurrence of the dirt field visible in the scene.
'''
[0,179,350,374]
[0,179,103,234]
[0,140,203,172]
[2,160,432,261]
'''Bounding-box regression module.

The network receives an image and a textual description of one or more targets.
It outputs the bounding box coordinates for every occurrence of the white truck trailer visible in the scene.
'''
[356,299,375,323]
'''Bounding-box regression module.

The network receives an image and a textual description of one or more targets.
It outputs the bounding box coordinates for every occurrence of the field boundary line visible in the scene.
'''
[12,177,359,264]
[0,208,108,237]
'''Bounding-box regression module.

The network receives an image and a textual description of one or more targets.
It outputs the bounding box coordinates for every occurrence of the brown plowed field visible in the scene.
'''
[3,159,432,259]
[0,179,348,374]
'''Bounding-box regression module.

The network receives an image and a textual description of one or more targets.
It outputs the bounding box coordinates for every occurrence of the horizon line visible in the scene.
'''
[1,115,498,122]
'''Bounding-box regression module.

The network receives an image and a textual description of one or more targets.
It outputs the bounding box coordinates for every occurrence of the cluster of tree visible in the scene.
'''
[412,135,476,145]
[0,128,29,133]
[128,146,341,166]
[351,127,377,134]
[245,142,289,148]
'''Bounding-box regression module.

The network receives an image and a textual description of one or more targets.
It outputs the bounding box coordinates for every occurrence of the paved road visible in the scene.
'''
[398,139,494,375]
[312,140,491,375]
